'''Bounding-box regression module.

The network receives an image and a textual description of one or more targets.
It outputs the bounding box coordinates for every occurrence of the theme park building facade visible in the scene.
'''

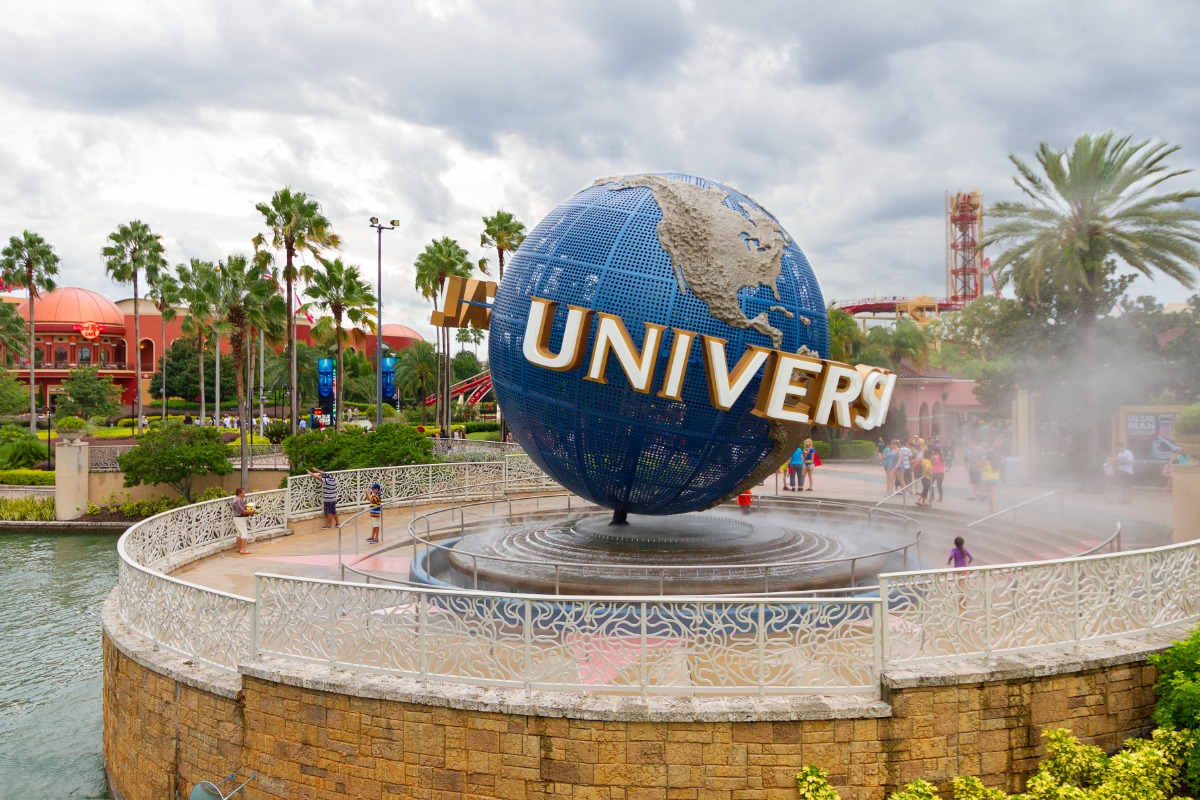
[0,286,424,410]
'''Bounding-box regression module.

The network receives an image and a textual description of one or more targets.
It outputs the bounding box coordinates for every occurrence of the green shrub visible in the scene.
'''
[0,434,50,469]
[283,422,435,474]
[794,727,1193,799]
[466,431,502,441]
[462,421,500,434]
[1179,403,1200,435]
[1150,624,1200,793]
[54,415,88,433]
[0,469,54,486]
[264,420,290,444]
[0,496,55,521]
[837,440,877,460]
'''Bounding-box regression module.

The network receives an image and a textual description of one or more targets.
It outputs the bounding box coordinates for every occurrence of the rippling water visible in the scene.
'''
[0,532,116,799]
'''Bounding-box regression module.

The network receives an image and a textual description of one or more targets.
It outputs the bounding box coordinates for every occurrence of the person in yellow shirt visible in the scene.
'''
[916,452,934,507]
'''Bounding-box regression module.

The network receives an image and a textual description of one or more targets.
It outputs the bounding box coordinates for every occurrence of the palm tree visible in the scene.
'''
[456,326,484,355]
[984,133,1200,329]
[414,237,475,434]
[825,308,864,363]
[147,270,181,420]
[0,232,59,436]
[302,257,377,431]
[253,188,340,435]
[867,318,930,372]
[212,254,284,483]
[0,302,28,367]
[396,341,437,424]
[176,259,219,425]
[480,210,526,282]
[103,220,167,435]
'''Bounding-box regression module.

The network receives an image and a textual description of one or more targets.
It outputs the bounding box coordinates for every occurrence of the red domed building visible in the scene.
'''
[2,286,426,412]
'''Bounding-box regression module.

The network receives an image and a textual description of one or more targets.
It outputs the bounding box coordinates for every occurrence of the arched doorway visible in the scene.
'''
[919,401,930,439]
[932,401,943,439]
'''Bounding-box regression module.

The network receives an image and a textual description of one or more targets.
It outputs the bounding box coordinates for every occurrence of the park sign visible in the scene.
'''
[438,174,894,516]
[435,279,895,432]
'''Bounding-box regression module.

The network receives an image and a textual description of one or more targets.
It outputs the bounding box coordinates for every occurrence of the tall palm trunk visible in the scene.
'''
[334,314,343,433]
[133,272,142,434]
[241,323,251,487]
[197,330,206,426]
[26,266,36,437]
[287,266,298,434]
[160,315,168,420]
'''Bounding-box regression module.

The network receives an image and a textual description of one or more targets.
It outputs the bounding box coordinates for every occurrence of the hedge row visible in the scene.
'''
[0,469,54,486]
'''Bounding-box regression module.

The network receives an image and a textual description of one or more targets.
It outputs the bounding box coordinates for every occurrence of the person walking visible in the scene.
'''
[916,449,934,507]
[801,438,818,491]
[964,443,984,501]
[787,445,804,490]
[365,482,383,544]
[898,441,914,492]
[307,467,340,528]
[230,487,257,555]
[882,439,898,494]
[947,536,973,569]
[930,445,945,502]
[1115,443,1135,504]
[981,450,1001,513]
[737,488,754,514]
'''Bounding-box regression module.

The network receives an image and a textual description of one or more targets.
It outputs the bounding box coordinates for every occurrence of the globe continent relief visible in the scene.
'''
[489,173,829,516]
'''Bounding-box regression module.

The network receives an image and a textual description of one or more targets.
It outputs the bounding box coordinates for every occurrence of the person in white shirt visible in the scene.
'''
[1115,443,1135,504]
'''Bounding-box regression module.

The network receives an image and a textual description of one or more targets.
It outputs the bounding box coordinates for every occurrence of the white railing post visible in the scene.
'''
[1071,559,1081,647]
[419,591,429,683]
[756,602,766,698]
[639,601,648,700]
[523,599,532,693]
[982,570,993,659]
[327,584,339,665]
[1144,551,1154,631]
[253,576,261,662]
[879,575,891,665]
[872,600,884,682]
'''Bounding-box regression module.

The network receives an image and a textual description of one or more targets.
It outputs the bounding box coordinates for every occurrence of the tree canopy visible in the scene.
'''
[55,366,122,421]
[117,422,232,501]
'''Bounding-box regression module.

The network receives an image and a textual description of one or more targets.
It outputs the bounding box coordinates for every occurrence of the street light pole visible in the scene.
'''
[368,216,399,430]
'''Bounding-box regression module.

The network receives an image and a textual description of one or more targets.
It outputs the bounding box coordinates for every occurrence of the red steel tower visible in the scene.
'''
[945,191,985,303]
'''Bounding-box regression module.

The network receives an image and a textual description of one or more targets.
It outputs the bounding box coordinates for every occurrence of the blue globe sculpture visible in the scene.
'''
[489,173,828,516]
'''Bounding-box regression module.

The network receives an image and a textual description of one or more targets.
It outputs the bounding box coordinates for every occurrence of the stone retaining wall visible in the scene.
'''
[103,593,1177,800]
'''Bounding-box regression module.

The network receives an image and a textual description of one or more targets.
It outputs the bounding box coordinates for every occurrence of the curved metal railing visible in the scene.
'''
[111,457,1200,694]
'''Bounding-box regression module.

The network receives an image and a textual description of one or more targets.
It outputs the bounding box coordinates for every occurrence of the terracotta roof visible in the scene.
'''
[896,358,970,381]
[17,287,126,328]
[381,323,424,341]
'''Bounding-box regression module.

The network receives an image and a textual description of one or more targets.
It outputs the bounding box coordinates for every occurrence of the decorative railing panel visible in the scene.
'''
[287,458,557,518]
[115,489,287,671]
[254,574,881,695]
[89,445,136,472]
[882,540,1200,665]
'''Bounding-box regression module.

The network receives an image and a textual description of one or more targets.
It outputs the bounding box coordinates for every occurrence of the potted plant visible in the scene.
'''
[1175,403,1200,460]
[54,415,89,444]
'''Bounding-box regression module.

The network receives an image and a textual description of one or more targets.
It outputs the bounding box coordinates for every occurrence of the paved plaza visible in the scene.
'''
[172,460,1179,597]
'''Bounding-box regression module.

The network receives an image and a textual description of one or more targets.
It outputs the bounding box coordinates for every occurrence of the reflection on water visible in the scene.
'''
[0,532,116,799]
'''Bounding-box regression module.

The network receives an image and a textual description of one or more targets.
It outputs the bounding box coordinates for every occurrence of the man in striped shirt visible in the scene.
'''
[307,467,340,529]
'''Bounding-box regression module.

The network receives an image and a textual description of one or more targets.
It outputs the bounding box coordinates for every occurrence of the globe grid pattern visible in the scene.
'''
[489,173,828,516]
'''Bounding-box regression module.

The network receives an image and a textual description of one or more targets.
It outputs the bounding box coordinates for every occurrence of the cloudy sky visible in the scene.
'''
[1,0,1198,343]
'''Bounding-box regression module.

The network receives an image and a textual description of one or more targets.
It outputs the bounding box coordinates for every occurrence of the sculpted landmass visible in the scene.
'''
[596,175,792,349]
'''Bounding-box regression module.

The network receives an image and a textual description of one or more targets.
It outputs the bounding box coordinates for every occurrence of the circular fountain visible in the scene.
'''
[406,499,919,596]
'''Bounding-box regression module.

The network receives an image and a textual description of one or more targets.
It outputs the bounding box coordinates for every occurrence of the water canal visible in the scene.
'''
[0,531,116,799]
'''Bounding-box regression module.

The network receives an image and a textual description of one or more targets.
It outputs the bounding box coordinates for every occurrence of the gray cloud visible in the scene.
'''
[0,0,1197,343]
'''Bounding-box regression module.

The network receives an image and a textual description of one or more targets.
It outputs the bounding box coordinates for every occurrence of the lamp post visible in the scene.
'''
[368,216,399,430]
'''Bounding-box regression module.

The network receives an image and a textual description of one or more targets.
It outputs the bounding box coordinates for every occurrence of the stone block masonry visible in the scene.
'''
[103,593,1174,800]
